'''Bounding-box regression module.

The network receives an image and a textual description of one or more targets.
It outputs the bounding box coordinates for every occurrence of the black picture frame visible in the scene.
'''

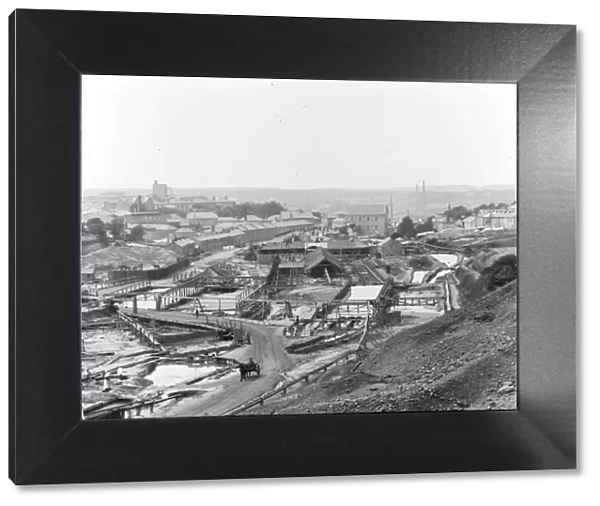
[9,9,577,485]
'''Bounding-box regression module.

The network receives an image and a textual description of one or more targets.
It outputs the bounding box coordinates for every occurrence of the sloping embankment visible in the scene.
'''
[248,280,517,415]
[358,281,516,410]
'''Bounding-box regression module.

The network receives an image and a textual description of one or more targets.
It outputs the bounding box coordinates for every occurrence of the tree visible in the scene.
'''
[128,225,145,241]
[217,206,236,218]
[218,200,286,220]
[108,218,125,239]
[396,215,416,239]
[86,218,108,245]
[443,205,471,222]
[87,218,106,237]
[338,225,348,236]
[415,216,435,234]
[312,211,322,219]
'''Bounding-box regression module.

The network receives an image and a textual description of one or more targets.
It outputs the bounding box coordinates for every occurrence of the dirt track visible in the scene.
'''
[152,323,295,416]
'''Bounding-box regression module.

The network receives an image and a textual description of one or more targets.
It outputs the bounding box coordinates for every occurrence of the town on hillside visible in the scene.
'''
[81,179,517,419]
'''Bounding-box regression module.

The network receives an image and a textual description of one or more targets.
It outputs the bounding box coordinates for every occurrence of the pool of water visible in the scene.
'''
[145,363,222,387]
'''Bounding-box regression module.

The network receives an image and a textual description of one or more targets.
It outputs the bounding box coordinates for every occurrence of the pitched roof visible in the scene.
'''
[344,203,388,215]
[378,237,405,256]
[304,248,343,272]
[174,238,196,247]
[187,211,218,220]
[174,227,195,235]
[245,214,264,222]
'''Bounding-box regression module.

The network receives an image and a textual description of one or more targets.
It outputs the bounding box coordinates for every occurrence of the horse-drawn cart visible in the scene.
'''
[238,360,260,381]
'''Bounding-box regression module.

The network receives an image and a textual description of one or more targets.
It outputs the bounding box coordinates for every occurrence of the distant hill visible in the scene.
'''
[84,185,516,215]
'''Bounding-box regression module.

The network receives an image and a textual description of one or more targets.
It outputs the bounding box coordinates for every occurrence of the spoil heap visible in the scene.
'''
[248,280,517,415]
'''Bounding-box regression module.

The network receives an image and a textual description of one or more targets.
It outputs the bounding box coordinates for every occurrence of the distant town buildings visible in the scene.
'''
[342,203,390,235]
[470,208,517,230]
[280,210,316,223]
[124,211,167,226]
[152,180,171,199]
[187,211,219,231]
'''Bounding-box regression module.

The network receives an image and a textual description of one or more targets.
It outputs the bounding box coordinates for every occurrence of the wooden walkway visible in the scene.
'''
[122,308,288,330]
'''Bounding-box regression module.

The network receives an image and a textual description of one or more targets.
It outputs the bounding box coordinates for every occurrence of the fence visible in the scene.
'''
[222,349,357,416]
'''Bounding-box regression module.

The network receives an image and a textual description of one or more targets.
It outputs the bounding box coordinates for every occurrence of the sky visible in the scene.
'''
[82,76,516,190]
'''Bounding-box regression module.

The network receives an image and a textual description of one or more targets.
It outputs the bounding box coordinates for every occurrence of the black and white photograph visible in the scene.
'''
[81,76,517,419]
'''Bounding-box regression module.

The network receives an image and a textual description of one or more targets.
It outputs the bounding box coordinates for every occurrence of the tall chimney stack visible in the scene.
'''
[415,184,420,215]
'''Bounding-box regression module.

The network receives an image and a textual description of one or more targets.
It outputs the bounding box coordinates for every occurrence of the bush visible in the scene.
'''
[409,255,433,270]
[483,255,517,290]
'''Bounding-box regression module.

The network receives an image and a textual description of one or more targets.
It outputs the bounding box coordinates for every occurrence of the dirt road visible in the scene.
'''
[152,322,295,417]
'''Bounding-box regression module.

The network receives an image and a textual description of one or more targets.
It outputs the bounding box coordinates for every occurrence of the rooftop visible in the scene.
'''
[325,240,369,250]
[188,211,219,220]
[347,285,384,302]
[304,248,343,272]
[82,244,179,270]
[174,238,196,247]
[280,210,315,220]
[344,203,388,215]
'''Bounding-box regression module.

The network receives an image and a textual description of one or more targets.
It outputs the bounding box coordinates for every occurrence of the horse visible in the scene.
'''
[238,361,260,382]
[238,363,249,382]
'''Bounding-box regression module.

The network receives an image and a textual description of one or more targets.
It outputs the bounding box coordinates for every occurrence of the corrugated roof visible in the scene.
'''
[344,203,388,215]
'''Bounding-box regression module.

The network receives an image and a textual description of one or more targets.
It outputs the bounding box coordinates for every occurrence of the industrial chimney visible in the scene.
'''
[415,184,420,215]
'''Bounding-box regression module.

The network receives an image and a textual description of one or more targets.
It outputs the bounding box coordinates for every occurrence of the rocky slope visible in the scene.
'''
[247,281,517,415]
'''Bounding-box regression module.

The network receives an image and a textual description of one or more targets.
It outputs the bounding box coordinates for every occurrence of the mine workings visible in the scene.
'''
[82,229,517,419]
